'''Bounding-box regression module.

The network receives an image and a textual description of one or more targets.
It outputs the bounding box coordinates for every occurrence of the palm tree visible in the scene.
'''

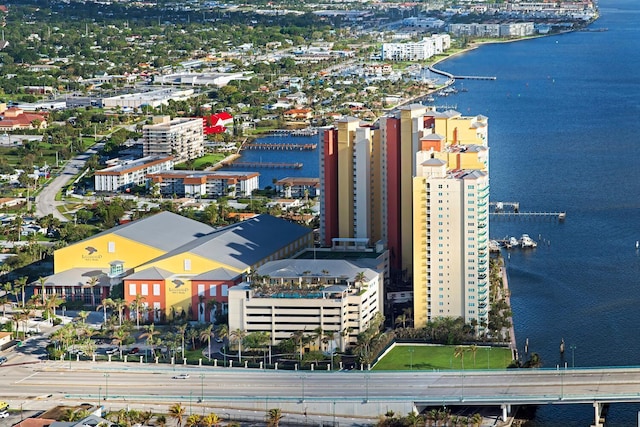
[200,324,214,360]
[97,297,114,325]
[0,295,6,317]
[140,324,160,357]
[155,415,167,427]
[454,346,467,370]
[185,414,201,427]
[395,313,407,329]
[200,412,220,427]
[230,328,246,363]
[130,294,146,329]
[113,327,130,358]
[313,326,323,351]
[77,310,89,324]
[2,281,15,305]
[266,408,284,427]
[112,298,127,327]
[14,276,28,308]
[354,271,366,287]
[36,276,47,307]
[187,327,199,352]
[290,330,309,361]
[469,344,478,368]
[84,276,100,307]
[176,323,187,355]
[168,403,186,427]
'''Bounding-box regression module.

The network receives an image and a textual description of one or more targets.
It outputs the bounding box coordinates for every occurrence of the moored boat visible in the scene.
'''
[520,234,537,248]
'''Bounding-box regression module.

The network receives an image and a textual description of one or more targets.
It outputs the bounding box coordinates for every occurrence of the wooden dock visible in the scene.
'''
[223,161,303,169]
[490,212,566,221]
[453,75,497,80]
[243,142,317,151]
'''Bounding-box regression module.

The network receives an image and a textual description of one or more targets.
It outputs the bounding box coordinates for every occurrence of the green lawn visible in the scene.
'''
[372,344,513,371]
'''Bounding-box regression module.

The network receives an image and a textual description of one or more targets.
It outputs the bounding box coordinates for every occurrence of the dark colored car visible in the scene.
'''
[128,347,140,355]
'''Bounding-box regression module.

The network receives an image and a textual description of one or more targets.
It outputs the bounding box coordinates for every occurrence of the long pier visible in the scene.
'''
[223,161,303,169]
[490,201,566,221]
[490,212,566,221]
[243,142,317,151]
[452,75,497,80]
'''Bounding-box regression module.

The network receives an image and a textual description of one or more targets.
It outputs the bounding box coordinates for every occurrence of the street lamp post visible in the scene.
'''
[570,345,576,368]
[486,347,491,369]
[98,386,101,405]
[300,375,306,403]
[199,374,205,403]
[364,373,370,403]
[408,347,414,370]
[104,373,109,400]
[189,391,193,415]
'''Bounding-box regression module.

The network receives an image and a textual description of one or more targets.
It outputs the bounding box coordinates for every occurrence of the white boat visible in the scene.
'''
[509,236,519,248]
[520,234,537,248]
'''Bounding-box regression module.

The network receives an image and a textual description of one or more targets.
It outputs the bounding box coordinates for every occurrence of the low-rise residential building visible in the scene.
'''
[228,259,383,350]
[94,156,174,192]
[147,170,259,198]
[274,177,320,199]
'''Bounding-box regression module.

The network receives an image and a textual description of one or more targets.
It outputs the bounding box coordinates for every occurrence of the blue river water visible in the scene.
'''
[221,1,640,423]
[432,0,640,424]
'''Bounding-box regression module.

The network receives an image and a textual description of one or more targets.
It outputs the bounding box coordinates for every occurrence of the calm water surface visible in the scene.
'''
[436,0,640,424]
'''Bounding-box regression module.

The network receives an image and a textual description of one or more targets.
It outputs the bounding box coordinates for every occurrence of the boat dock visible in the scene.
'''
[490,201,566,221]
[452,75,497,80]
[223,161,303,169]
[269,128,318,136]
[243,142,317,151]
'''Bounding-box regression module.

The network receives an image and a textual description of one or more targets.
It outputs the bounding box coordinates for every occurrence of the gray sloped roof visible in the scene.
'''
[35,268,109,287]
[71,211,213,253]
[126,266,174,280]
[145,214,312,271]
[256,259,377,281]
[191,267,242,281]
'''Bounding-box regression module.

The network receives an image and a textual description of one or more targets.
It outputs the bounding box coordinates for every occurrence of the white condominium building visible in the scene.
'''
[143,116,204,163]
[381,34,451,61]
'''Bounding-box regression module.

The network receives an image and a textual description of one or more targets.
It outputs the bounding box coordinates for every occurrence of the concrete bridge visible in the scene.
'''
[6,362,640,426]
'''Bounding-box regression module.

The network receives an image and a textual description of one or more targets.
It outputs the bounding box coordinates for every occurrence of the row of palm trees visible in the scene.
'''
[167,403,283,427]
[376,409,484,427]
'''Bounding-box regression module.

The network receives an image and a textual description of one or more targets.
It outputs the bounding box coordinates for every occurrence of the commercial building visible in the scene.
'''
[94,156,174,192]
[38,212,314,321]
[228,259,382,350]
[142,116,205,163]
[101,88,195,110]
[320,106,489,329]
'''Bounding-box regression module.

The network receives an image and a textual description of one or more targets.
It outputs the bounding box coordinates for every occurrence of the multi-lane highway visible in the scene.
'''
[4,361,640,422]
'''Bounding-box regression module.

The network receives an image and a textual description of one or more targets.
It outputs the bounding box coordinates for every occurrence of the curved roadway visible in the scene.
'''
[35,143,103,221]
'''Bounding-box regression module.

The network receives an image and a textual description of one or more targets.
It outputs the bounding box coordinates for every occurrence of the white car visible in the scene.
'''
[0,411,9,418]
[173,373,190,380]
[105,347,119,355]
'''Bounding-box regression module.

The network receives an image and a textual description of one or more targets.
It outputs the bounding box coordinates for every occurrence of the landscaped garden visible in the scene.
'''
[373,344,512,371]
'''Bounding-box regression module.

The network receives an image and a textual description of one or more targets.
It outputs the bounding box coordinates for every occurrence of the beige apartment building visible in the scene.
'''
[142,116,204,163]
